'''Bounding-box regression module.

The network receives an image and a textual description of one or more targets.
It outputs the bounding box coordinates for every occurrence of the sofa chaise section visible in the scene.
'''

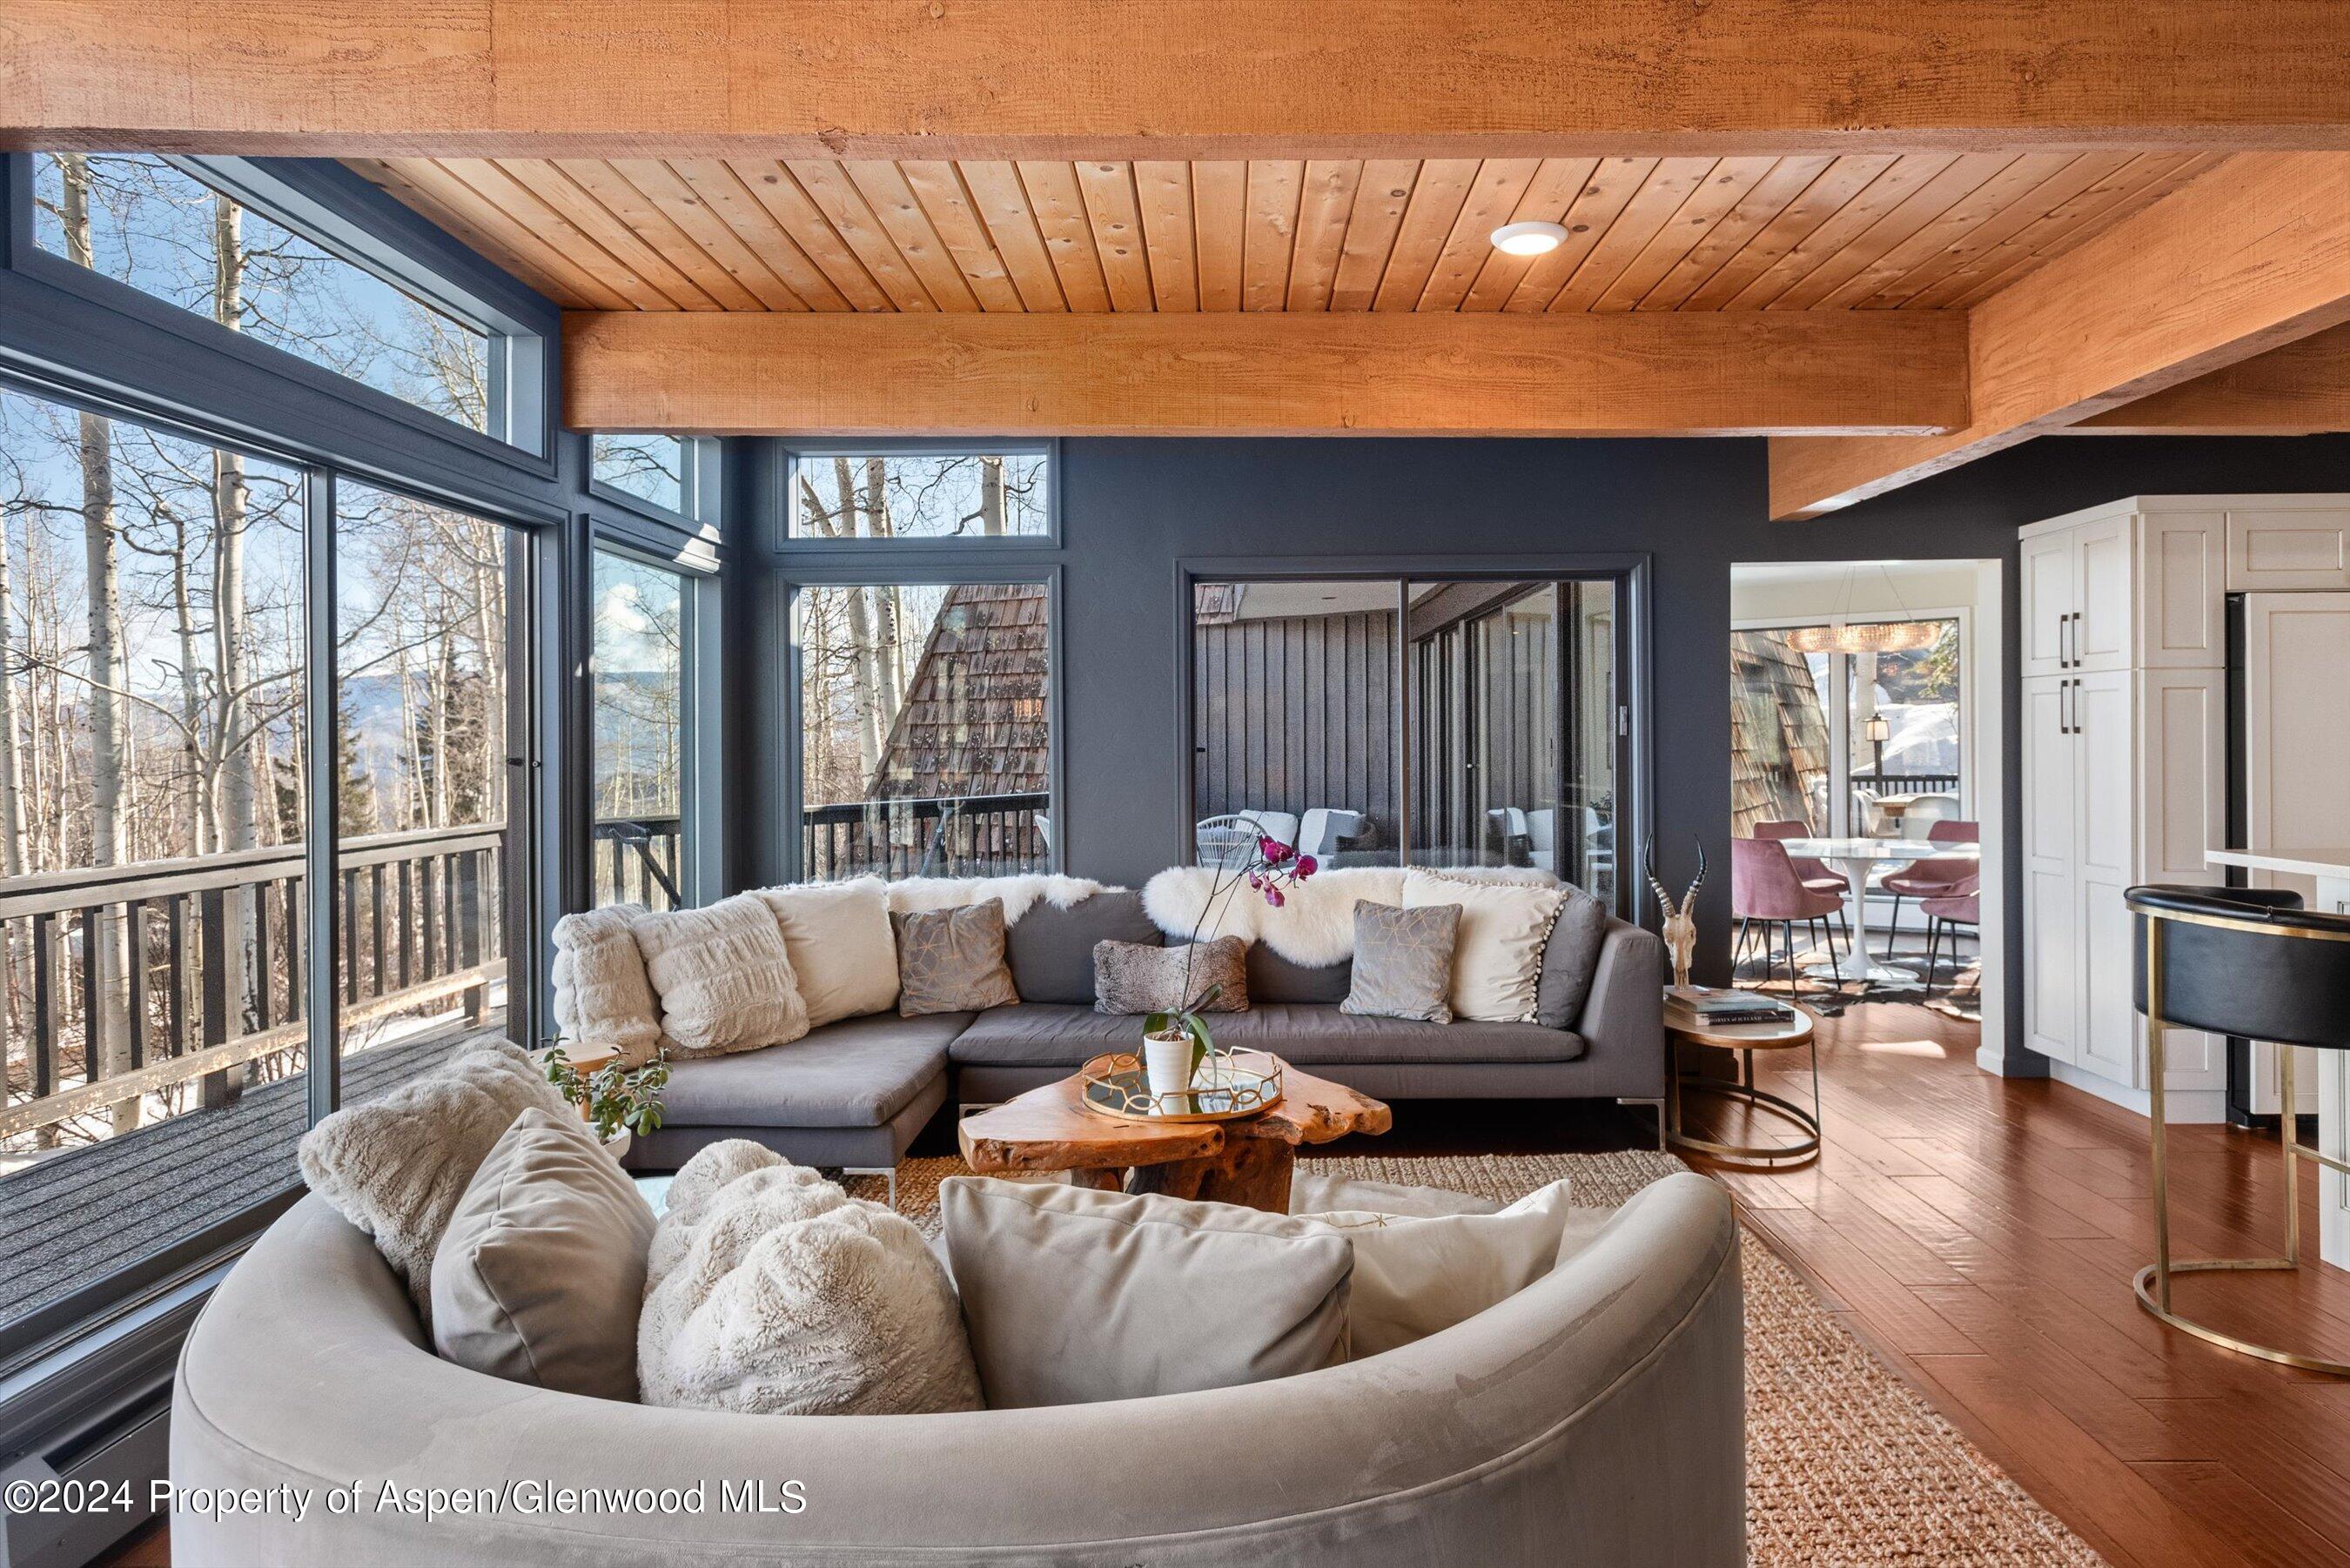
[630,1012,968,1176]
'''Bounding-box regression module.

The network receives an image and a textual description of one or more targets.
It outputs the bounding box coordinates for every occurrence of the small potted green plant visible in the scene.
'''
[544,1046,670,1163]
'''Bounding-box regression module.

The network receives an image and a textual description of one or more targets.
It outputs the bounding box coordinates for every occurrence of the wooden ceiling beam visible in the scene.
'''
[7,2,2349,158]
[2066,325,2350,435]
[1769,153,2350,519]
[561,309,1968,438]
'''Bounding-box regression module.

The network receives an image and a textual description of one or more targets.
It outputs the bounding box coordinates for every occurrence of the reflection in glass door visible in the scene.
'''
[1406,580,1618,902]
[334,482,523,1097]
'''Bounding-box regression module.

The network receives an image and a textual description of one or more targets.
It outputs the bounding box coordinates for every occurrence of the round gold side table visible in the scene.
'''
[1665,999,1821,1169]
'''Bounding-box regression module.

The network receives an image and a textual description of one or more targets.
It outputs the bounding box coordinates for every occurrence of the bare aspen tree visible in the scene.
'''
[212,191,262,1037]
[0,518,24,879]
[58,154,139,1131]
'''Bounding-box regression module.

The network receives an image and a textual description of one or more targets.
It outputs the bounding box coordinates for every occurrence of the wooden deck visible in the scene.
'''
[0,1028,488,1331]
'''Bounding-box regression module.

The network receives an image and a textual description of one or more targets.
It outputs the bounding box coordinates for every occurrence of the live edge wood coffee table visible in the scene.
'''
[957,1051,1391,1213]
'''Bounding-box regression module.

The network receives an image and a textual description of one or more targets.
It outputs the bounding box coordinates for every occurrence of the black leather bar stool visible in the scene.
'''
[2127,884,2350,1375]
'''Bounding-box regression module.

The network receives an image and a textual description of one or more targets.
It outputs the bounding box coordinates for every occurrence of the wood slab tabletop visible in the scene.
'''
[957,1051,1391,1176]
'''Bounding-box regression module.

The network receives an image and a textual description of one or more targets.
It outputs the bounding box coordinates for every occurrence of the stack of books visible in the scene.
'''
[1666,988,1796,1028]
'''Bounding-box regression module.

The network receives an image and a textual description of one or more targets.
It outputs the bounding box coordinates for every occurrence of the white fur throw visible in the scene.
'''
[549,905,664,1067]
[1142,864,1558,968]
[298,1039,568,1323]
[883,874,1109,926]
[637,1141,982,1416]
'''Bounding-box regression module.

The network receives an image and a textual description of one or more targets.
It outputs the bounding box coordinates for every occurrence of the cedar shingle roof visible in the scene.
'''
[1730,630,1831,838]
[870,581,1051,801]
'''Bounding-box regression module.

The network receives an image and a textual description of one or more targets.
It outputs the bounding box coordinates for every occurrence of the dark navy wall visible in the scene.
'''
[741,432,2350,1073]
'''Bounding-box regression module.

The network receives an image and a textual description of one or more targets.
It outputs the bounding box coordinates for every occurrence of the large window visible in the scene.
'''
[1190,575,1624,906]
[593,551,695,910]
[592,434,691,517]
[0,385,311,1341]
[1732,616,1965,842]
[31,154,500,439]
[790,449,1050,541]
[333,483,521,1074]
[794,580,1051,881]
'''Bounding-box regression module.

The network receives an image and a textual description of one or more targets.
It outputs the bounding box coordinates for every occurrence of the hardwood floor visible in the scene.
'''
[1682,1002,2350,1568]
[99,1001,2349,1568]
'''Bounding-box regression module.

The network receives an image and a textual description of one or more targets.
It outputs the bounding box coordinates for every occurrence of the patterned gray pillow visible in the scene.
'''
[892,902,1020,1016]
[1092,937,1249,1015]
[1341,901,1460,1024]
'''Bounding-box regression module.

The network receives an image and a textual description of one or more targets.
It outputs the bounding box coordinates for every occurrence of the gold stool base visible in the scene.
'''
[2132,1259,2350,1377]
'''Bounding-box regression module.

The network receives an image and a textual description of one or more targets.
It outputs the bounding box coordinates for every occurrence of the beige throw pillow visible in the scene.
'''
[754,877,898,1026]
[638,1142,980,1416]
[550,905,663,1067]
[632,894,809,1057]
[892,901,1019,1016]
[1293,1177,1578,1357]
[297,1039,569,1323]
[1341,901,1460,1022]
[1091,936,1249,1015]
[430,1108,655,1401]
[941,1176,1353,1409]
[1402,868,1567,1022]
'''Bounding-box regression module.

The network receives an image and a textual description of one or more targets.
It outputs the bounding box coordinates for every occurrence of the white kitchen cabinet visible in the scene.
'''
[2018,499,2229,1116]
[2225,499,2350,592]
[2018,499,2221,679]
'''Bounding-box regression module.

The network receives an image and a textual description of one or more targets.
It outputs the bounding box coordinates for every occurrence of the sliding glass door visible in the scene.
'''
[1190,573,1628,909]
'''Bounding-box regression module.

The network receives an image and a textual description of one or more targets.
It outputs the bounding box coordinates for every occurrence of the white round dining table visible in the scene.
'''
[1770,836,1980,986]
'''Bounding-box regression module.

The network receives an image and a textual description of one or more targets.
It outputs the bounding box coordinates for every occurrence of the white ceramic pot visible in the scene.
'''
[601,1128,634,1165]
[1141,1032,1197,1105]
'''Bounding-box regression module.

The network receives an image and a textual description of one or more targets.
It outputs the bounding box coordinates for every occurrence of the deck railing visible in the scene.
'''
[591,814,683,910]
[803,792,1049,881]
[0,823,507,1142]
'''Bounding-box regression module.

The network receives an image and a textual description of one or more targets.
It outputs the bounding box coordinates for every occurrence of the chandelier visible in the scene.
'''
[1779,562,1938,655]
[1784,620,1937,654]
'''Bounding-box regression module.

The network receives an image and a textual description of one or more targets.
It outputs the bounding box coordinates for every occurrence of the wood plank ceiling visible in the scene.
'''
[348,151,2225,315]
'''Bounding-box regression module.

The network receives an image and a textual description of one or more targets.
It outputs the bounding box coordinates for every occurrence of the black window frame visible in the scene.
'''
[10,153,553,466]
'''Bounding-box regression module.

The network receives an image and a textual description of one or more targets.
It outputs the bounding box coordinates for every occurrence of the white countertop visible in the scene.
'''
[2207,848,2350,880]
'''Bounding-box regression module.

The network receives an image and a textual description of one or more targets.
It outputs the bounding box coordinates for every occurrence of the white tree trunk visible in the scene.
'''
[61,154,139,1132]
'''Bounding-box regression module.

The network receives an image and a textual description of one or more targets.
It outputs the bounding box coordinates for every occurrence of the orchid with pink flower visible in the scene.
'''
[1145,834,1319,1080]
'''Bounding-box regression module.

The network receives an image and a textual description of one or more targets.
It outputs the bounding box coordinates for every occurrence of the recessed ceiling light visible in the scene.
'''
[1489,221,1568,256]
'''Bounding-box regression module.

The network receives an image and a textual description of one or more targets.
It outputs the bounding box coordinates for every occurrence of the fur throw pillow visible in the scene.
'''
[1092,936,1249,1015]
[632,894,810,1058]
[298,1039,569,1323]
[637,1142,982,1416]
[550,905,664,1067]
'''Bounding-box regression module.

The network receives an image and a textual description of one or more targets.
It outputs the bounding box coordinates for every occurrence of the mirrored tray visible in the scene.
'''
[1077,1050,1284,1123]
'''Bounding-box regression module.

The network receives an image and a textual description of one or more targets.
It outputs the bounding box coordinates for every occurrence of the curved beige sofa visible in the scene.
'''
[171,1172,1743,1567]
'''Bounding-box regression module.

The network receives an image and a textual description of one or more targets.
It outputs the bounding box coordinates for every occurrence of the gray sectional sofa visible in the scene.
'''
[628,890,1667,1176]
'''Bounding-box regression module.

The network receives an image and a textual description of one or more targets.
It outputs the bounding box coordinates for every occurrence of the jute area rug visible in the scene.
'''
[847,1149,2102,1567]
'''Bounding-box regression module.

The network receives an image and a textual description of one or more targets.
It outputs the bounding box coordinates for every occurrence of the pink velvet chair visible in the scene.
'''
[1883,820,1977,955]
[1920,874,1980,995]
[1754,820,1850,941]
[1732,836,1845,992]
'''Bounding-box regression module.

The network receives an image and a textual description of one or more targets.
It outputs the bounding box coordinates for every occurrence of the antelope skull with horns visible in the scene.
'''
[1645,835,1706,991]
